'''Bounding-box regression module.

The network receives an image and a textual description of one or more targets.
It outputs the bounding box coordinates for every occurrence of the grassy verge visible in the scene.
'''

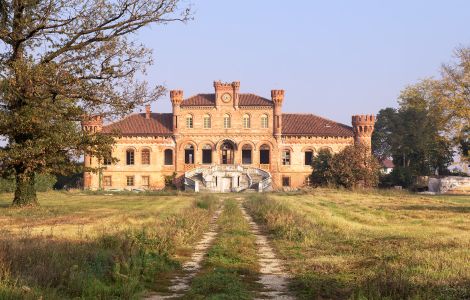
[183,198,260,300]
[244,190,470,300]
[0,192,218,299]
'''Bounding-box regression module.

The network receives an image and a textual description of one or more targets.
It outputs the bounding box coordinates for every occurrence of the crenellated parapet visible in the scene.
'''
[170,90,184,107]
[81,115,103,133]
[352,114,375,147]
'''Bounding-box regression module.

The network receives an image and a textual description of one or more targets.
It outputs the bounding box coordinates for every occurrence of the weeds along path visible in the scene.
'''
[238,199,295,300]
[146,201,224,299]
[182,197,261,299]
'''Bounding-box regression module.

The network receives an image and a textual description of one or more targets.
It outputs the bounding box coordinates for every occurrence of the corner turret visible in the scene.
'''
[352,114,375,148]
[271,89,285,137]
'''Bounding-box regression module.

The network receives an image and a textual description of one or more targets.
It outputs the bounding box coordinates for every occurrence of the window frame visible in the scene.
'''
[186,114,193,128]
[261,114,269,128]
[126,149,135,165]
[126,176,135,186]
[243,114,250,129]
[103,176,112,187]
[282,176,291,187]
[203,114,211,129]
[142,176,150,188]
[141,149,150,165]
[282,150,291,165]
[223,114,231,129]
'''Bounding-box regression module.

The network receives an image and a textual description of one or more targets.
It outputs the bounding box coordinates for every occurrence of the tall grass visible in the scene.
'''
[0,194,219,299]
[244,192,470,300]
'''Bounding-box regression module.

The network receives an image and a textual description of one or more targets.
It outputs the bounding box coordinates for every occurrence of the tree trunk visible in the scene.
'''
[12,172,38,207]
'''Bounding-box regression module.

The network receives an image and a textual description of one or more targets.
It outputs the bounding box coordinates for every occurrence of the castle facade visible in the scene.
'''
[82,81,375,191]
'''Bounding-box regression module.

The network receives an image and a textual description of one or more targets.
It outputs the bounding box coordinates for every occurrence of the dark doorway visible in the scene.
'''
[242,145,252,164]
[221,142,235,164]
[184,145,194,164]
[259,144,270,164]
[202,145,212,164]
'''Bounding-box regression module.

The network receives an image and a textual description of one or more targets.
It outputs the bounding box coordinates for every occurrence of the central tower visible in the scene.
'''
[214,80,240,109]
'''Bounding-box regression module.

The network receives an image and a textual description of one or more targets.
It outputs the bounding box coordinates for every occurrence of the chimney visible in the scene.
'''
[145,104,151,119]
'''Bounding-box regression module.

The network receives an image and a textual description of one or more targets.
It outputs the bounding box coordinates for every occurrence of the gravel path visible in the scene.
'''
[145,205,224,299]
[238,201,295,300]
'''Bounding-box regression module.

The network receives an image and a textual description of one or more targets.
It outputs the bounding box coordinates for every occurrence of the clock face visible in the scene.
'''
[221,93,232,103]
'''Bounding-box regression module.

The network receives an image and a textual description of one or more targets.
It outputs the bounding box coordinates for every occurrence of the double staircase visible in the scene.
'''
[184,165,272,193]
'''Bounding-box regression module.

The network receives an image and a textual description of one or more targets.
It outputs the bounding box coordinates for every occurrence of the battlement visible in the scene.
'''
[271,89,285,104]
[352,114,375,126]
[81,115,103,133]
[170,90,184,105]
[213,80,239,89]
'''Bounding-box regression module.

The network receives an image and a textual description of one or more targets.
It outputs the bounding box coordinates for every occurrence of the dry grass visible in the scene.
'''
[244,189,470,299]
[0,191,219,299]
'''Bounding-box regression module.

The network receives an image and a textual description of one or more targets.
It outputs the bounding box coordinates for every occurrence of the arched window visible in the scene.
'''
[242,144,252,164]
[261,114,269,128]
[243,114,250,129]
[282,149,291,165]
[202,144,212,164]
[184,144,194,164]
[186,114,193,128]
[259,144,270,164]
[126,149,135,165]
[203,114,211,129]
[164,149,173,165]
[141,149,150,165]
[223,114,231,129]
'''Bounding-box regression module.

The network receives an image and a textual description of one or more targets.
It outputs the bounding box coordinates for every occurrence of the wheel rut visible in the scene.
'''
[145,204,224,299]
[237,200,295,300]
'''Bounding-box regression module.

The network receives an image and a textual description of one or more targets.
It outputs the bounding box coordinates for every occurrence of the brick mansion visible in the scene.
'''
[82,81,375,192]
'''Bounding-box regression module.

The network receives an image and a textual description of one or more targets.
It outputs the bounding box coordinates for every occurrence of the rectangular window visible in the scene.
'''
[282,151,291,165]
[224,116,231,129]
[186,116,193,128]
[204,117,211,128]
[141,150,150,165]
[261,116,268,128]
[305,151,313,166]
[243,117,250,128]
[164,149,173,165]
[126,176,134,186]
[305,176,312,186]
[103,176,112,187]
[103,153,112,165]
[142,176,150,188]
[282,176,291,187]
[126,151,134,165]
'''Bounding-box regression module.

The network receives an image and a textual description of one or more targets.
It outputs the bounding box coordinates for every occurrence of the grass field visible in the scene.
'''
[244,189,470,299]
[0,191,218,299]
[0,189,469,299]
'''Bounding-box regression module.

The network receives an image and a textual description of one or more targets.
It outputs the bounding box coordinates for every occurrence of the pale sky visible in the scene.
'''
[137,0,470,125]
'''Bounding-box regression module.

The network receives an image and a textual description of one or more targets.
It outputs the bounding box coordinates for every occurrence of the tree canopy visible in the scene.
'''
[0,0,190,206]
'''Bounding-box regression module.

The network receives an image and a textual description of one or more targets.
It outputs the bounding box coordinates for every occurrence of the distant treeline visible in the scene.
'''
[0,173,82,193]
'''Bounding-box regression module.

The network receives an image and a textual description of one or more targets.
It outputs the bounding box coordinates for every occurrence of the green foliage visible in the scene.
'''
[0,174,57,193]
[0,1,190,205]
[311,149,335,187]
[311,144,380,189]
[164,172,177,190]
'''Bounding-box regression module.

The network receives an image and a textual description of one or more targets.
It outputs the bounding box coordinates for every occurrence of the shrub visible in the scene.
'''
[311,144,380,189]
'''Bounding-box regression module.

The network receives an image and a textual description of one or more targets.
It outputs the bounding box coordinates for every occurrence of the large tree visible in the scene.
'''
[0,0,190,206]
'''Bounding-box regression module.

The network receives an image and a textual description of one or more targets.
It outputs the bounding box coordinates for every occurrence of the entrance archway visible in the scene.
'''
[221,141,235,164]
